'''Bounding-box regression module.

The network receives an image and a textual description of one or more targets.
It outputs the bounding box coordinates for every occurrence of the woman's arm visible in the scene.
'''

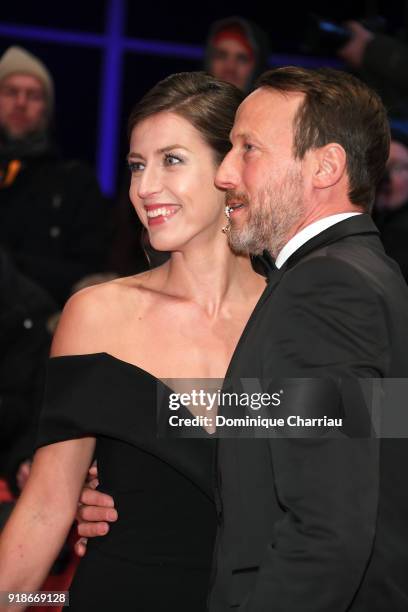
[0,436,95,608]
[0,284,117,609]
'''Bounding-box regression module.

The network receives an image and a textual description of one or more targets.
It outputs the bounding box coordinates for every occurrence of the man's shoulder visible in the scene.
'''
[259,249,390,325]
[280,232,399,295]
[281,251,375,294]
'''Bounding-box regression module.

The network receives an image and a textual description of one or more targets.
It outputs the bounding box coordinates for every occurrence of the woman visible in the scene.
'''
[0,72,266,610]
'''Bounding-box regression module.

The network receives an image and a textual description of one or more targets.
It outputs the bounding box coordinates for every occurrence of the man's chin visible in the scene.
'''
[228,229,265,256]
[2,121,46,141]
[2,127,29,141]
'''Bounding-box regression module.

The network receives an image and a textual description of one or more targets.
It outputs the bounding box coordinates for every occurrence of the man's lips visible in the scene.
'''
[226,202,246,217]
[9,114,28,123]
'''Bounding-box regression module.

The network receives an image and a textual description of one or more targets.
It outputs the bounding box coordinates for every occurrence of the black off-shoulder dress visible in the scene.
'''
[36,352,216,611]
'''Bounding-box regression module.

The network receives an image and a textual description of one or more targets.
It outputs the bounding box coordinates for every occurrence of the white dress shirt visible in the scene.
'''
[275,212,362,269]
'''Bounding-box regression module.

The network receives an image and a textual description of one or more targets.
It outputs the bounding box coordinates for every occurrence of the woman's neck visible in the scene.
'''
[157,241,263,318]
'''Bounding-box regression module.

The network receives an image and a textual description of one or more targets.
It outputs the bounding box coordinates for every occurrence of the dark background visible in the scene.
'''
[0,0,406,196]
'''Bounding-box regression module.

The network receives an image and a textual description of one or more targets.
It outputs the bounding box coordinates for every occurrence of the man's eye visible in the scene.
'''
[164,153,183,166]
[1,88,15,97]
[128,161,144,173]
[244,143,255,153]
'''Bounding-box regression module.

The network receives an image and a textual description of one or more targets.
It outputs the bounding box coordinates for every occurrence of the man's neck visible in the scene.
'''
[0,127,53,160]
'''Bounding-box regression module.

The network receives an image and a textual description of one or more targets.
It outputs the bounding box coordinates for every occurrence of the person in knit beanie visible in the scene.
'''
[0,46,54,153]
[0,45,107,306]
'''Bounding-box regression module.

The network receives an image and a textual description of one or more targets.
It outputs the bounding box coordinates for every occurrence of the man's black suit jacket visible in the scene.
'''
[209,214,408,611]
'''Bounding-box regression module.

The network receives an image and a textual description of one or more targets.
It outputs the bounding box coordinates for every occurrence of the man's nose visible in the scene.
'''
[15,91,28,107]
[224,55,238,71]
[215,151,239,191]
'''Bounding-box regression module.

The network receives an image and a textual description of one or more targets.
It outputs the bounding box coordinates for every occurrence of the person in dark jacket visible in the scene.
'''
[0,46,108,306]
[0,247,57,498]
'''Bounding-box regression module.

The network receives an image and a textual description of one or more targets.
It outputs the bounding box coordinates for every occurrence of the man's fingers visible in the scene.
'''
[76,505,118,523]
[88,464,98,478]
[87,478,99,490]
[77,521,110,538]
[79,487,114,507]
[85,461,98,484]
[74,537,88,557]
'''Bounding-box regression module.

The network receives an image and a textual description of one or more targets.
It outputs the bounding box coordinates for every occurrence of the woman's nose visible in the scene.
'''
[137,164,163,199]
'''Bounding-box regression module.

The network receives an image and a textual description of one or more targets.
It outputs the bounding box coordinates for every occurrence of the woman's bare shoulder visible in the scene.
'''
[51,270,166,357]
[51,278,140,357]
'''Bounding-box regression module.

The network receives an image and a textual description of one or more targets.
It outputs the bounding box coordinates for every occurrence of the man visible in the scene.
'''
[373,126,408,282]
[205,17,270,92]
[0,46,107,305]
[77,68,408,610]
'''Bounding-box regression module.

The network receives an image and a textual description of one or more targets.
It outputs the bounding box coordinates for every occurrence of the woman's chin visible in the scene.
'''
[149,235,181,252]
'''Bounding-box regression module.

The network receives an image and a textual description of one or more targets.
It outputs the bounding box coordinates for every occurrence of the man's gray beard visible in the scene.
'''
[228,168,306,258]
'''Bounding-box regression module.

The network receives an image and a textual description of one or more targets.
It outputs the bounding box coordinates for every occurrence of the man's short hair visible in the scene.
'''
[256,67,390,211]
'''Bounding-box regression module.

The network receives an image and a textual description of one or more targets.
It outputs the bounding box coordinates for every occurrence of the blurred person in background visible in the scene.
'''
[205,16,270,92]
[338,20,408,118]
[0,246,56,528]
[373,126,408,282]
[0,46,108,306]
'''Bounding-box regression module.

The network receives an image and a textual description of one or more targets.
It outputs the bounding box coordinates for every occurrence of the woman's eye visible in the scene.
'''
[128,161,144,173]
[164,153,183,166]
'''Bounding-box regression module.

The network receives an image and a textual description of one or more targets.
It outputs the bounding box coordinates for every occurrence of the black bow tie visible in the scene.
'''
[256,250,277,276]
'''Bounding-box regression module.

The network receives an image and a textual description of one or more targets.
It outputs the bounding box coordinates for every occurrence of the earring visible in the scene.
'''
[222,205,232,234]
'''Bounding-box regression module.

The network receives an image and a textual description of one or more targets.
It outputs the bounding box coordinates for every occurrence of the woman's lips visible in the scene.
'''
[144,204,181,226]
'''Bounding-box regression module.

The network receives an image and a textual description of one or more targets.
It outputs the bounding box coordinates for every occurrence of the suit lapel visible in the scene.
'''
[285,214,379,269]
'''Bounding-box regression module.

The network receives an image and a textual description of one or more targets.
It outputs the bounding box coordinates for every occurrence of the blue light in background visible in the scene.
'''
[0,23,105,47]
[123,37,204,60]
[96,0,125,197]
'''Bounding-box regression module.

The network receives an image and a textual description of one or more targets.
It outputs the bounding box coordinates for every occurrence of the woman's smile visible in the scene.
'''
[144,204,181,226]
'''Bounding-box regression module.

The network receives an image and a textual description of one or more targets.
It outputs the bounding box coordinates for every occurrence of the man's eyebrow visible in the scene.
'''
[230,131,258,142]
[127,144,191,160]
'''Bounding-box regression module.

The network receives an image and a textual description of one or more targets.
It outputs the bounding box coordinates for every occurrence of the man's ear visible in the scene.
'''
[311,143,347,189]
